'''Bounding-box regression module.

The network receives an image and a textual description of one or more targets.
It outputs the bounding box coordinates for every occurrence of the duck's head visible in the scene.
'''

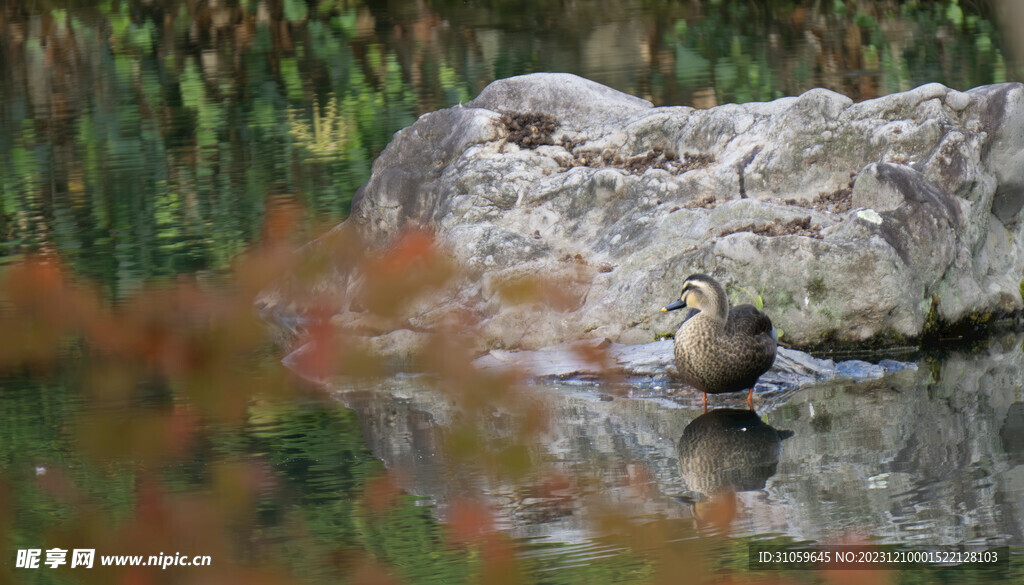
[662,273,727,320]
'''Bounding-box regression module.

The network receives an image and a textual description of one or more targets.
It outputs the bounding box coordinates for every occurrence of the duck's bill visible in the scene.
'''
[662,299,686,312]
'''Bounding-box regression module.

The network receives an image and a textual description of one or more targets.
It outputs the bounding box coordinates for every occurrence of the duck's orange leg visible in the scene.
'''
[702,392,708,413]
[746,387,754,410]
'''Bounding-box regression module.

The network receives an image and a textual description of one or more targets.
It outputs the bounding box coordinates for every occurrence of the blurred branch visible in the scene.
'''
[994,0,1024,80]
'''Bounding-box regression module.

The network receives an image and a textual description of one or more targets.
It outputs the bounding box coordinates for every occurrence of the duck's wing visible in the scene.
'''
[726,304,774,339]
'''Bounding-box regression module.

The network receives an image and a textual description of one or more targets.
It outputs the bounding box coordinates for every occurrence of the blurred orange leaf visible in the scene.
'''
[363,471,404,513]
[446,498,494,545]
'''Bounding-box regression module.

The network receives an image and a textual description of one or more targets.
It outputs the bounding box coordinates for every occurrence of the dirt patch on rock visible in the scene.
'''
[719,216,823,239]
[559,253,615,273]
[501,112,558,148]
[500,119,715,176]
[782,176,855,214]
[681,194,718,209]
[560,145,714,176]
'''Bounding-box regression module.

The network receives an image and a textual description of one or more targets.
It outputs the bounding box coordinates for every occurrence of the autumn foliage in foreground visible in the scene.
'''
[0,201,569,585]
[0,201,890,585]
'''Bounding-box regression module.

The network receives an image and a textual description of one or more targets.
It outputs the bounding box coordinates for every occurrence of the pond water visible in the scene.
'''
[2,1,1023,583]
[6,334,1024,582]
[337,334,1024,550]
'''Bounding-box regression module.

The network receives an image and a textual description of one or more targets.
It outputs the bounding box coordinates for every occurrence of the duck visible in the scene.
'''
[662,273,777,409]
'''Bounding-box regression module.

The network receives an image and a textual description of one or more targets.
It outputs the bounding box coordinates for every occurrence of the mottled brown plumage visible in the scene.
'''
[662,274,776,403]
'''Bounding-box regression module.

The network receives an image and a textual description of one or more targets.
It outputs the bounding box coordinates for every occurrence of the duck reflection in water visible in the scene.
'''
[677,408,793,531]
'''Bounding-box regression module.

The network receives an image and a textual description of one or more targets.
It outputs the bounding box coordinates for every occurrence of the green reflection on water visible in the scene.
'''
[1,1,1016,296]
[2,362,1024,581]
[0,365,658,584]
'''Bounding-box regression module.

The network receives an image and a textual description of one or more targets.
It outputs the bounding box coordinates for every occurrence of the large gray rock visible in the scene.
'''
[339,74,1024,349]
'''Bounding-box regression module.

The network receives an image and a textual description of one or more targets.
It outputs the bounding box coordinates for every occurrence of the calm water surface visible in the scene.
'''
[2,1,1023,582]
[340,335,1024,550]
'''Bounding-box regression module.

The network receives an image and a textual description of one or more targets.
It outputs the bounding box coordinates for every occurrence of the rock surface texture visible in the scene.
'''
[342,73,1024,349]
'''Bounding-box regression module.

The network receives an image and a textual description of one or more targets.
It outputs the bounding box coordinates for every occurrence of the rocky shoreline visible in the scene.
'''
[269,74,1024,357]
